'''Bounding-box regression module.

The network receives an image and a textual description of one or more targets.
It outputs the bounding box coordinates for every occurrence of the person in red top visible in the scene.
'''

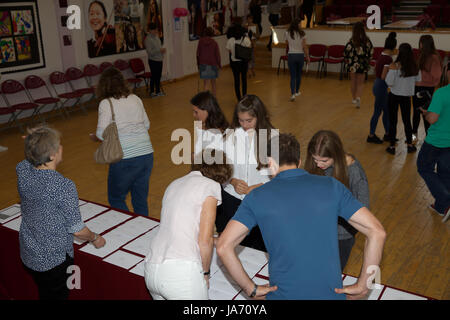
[197,27,221,96]
[367,32,397,144]
[412,35,442,143]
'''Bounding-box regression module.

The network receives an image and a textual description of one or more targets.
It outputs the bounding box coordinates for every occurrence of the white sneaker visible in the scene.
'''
[0,146,7,152]
[355,97,361,108]
[412,134,418,145]
[290,95,295,101]
[352,99,357,104]
[295,92,301,97]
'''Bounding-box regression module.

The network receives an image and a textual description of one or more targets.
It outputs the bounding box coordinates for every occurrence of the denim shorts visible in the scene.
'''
[199,64,219,79]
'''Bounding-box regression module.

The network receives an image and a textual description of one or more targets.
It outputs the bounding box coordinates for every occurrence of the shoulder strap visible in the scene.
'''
[108,98,116,122]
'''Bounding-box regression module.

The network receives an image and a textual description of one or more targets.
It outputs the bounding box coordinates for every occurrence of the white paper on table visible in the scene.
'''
[129,260,145,277]
[79,203,108,221]
[3,216,22,231]
[79,227,137,258]
[103,250,143,270]
[114,216,159,238]
[342,275,384,300]
[234,276,270,300]
[74,210,132,245]
[78,200,86,206]
[0,204,21,224]
[257,263,269,278]
[380,287,427,300]
[210,247,224,276]
[122,226,159,256]
[235,245,269,277]
[208,266,242,300]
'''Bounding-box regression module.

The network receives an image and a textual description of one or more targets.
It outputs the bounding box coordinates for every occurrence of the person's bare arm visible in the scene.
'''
[198,196,218,288]
[335,207,386,299]
[217,220,277,299]
[419,109,439,124]
[74,227,106,248]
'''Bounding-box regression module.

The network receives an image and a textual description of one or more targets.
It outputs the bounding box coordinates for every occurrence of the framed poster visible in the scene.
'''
[85,0,163,58]
[188,0,235,41]
[0,0,45,74]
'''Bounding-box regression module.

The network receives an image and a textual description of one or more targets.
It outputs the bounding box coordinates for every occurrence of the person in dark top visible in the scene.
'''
[17,126,105,300]
[301,0,315,28]
[249,0,262,35]
[367,32,397,144]
[87,1,117,57]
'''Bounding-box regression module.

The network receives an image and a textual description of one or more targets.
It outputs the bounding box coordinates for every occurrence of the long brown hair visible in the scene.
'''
[230,95,275,169]
[190,91,229,133]
[96,67,131,100]
[287,18,305,39]
[351,21,369,48]
[304,130,349,187]
[396,43,419,77]
[418,35,440,73]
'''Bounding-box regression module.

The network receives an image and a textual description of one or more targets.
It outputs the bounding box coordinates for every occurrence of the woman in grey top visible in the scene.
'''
[144,22,165,97]
[304,130,370,271]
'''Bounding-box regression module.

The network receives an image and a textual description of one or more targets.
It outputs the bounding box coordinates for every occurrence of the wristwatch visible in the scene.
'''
[90,233,99,243]
[249,283,258,298]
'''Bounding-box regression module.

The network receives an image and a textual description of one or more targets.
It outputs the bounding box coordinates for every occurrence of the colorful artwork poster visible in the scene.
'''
[0,37,16,64]
[11,10,34,35]
[188,0,234,41]
[0,11,12,36]
[144,0,163,39]
[15,36,32,61]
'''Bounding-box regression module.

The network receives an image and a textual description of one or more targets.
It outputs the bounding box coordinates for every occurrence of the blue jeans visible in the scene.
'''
[370,78,390,135]
[288,53,304,95]
[108,153,154,216]
[417,142,450,214]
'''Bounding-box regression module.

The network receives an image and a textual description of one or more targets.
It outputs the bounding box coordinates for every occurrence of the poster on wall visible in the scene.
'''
[0,1,45,74]
[188,0,235,41]
[85,0,163,58]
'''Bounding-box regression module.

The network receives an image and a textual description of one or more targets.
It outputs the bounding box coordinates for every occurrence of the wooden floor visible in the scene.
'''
[0,62,449,299]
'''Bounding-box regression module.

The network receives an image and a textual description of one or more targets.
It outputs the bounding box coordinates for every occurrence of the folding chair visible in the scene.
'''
[308,44,327,78]
[129,58,152,91]
[25,75,63,120]
[322,45,346,80]
[0,89,21,132]
[113,59,143,91]
[1,80,40,131]
[83,64,102,89]
[99,62,113,73]
[49,71,85,116]
[277,45,289,75]
[65,67,96,108]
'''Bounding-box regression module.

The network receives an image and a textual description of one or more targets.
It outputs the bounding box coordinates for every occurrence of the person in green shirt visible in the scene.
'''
[417,61,450,222]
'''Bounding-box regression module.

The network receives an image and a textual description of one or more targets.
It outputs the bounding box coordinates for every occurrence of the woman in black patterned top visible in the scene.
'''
[344,22,374,108]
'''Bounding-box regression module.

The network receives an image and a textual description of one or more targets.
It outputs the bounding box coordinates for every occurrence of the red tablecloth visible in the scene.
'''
[0,201,154,300]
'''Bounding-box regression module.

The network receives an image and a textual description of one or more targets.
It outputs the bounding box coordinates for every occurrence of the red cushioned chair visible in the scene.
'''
[65,67,96,111]
[1,80,40,131]
[129,58,151,91]
[99,61,113,72]
[308,44,327,78]
[83,64,102,89]
[49,71,85,116]
[322,45,346,80]
[25,75,63,120]
[113,59,143,90]
[0,89,21,132]
[277,44,289,75]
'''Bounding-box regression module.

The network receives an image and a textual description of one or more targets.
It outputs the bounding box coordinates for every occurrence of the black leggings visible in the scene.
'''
[148,59,163,94]
[388,92,413,146]
[216,188,267,252]
[230,60,248,101]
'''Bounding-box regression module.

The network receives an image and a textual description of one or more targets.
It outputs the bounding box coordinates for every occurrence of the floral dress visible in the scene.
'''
[344,39,374,73]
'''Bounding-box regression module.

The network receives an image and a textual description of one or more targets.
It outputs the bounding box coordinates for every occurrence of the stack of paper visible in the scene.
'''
[79,227,139,258]
[79,203,108,221]
[114,216,159,238]
[3,216,22,231]
[103,250,143,270]
[122,226,159,256]
[129,260,146,277]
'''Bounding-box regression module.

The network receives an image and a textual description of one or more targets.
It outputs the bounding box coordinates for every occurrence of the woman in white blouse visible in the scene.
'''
[217,95,275,252]
[90,67,154,216]
[144,150,232,300]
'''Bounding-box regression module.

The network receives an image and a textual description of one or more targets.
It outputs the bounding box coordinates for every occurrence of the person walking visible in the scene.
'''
[197,27,221,96]
[144,22,165,97]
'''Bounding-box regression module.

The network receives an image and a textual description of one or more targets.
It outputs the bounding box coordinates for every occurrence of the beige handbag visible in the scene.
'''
[94,99,123,164]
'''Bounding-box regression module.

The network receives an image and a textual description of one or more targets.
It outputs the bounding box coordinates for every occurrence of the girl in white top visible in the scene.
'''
[144,150,232,300]
[226,24,252,101]
[217,95,275,252]
[285,18,310,102]
[190,91,229,157]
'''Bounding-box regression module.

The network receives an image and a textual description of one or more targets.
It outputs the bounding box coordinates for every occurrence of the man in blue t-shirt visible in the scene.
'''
[217,133,386,300]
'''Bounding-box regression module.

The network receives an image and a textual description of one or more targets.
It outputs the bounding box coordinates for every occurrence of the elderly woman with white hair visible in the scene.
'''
[17,125,105,300]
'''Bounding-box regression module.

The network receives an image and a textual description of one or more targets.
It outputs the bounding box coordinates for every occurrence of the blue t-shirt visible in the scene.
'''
[232,169,363,300]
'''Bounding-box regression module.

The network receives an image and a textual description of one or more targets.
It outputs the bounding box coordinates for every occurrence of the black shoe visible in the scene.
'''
[407,145,417,153]
[367,135,383,144]
[386,146,395,155]
[384,134,399,142]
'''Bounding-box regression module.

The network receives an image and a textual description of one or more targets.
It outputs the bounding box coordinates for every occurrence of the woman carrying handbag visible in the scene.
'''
[90,67,154,216]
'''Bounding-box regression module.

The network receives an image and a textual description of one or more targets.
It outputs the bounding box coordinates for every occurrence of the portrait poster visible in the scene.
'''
[85,0,162,58]
[0,1,45,74]
[188,0,235,41]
